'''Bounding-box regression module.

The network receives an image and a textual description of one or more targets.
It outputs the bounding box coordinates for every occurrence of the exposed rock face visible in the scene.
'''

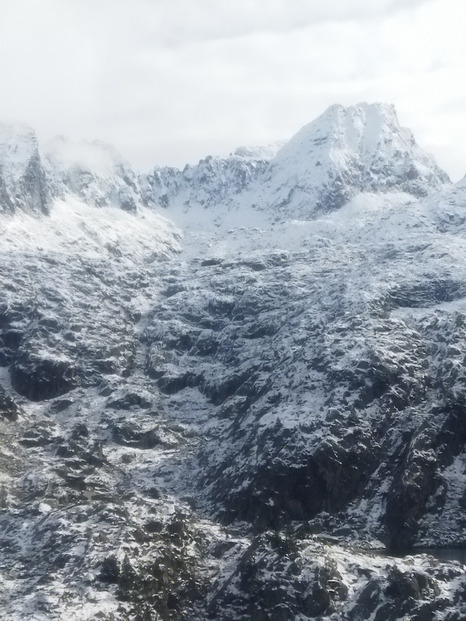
[2,104,466,620]
[142,146,275,213]
[142,203,466,554]
[0,124,49,215]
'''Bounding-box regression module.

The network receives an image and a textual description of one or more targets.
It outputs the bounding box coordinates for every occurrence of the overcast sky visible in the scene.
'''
[0,0,465,179]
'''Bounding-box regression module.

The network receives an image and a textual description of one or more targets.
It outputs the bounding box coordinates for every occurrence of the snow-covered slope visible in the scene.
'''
[2,105,466,620]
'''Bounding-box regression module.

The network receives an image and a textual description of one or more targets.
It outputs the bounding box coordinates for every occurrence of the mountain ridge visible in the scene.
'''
[0,102,452,221]
[144,102,450,220]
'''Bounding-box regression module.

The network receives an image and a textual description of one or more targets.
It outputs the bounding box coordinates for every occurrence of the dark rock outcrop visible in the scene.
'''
[0,124,49,215]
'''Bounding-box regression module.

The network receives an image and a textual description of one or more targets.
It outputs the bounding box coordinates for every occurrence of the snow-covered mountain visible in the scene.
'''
[45,136,152,212]
[1,103,466,620]
[264,102,449,216]
[144,103,449,219]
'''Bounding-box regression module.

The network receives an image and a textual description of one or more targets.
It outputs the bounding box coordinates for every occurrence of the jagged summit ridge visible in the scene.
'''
[144,102,450,219]
[0,126,157,216]
[0,104,452,220]
[266,102,450,216]
[44,136,151,213]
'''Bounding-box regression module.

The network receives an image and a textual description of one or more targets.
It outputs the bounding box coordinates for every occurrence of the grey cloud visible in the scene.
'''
[103,0,433,47]
[0,0,432,51]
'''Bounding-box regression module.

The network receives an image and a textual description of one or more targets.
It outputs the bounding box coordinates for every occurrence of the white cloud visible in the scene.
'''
[0,0,464,179]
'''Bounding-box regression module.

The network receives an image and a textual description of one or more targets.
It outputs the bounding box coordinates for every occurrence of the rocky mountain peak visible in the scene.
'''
[44,136,149,213]
[266,102,450,217]
[0,123,49,215]
[274,102,403,165]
